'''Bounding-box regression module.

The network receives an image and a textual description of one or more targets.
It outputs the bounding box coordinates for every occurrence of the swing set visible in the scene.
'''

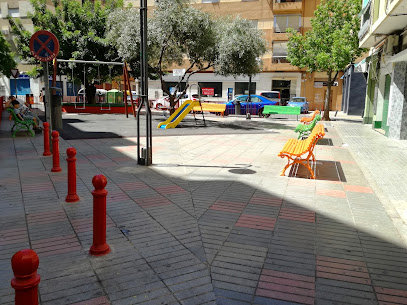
[54,59,138,118]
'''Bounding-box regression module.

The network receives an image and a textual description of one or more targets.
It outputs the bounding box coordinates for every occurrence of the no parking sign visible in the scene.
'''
[29,30,59,62]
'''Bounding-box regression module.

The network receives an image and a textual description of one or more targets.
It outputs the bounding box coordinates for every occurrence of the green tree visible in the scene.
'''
[107,0,267,114]
[0,32,17,77]
[9,0,123,104]
[287,0,363,120]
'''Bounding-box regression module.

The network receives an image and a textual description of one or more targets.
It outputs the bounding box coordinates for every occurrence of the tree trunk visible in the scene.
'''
[323,72,332,121]
[85,80,97,105]
[169,95,176,115]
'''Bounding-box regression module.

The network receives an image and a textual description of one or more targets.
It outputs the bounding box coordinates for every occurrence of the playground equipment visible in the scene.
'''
[157,100,201,129]
[107,89,123,103]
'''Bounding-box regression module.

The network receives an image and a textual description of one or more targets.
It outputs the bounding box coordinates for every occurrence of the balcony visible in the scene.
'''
[371,0,407,36]
[358,1,383,48]
[273,0,303,14]
[272,56,290,64]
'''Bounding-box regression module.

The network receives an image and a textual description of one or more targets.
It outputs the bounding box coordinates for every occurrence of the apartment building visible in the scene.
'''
[137,0,343,110]
[359,0,407,139]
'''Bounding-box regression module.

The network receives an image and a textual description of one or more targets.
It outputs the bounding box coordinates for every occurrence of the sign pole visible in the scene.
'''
[43,62,52,131]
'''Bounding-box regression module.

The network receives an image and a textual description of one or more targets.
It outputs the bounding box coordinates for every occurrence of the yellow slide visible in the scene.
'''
[157,100,200,129]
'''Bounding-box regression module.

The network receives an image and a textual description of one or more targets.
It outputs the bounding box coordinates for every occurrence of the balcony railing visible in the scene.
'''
[272,56,290,63]
[275,0,302,2]
[273,0,303,13]
[358,2,371,41]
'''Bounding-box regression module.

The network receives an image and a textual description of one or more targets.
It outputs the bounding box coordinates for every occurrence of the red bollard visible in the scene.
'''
[43,122,51,156]
[66,148,79,202]
[11,249,40,305]
[51,130,61,172]
[89,175,110,256]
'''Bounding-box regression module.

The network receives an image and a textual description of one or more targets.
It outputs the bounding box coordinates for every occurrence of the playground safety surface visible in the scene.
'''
[2,110,407,305]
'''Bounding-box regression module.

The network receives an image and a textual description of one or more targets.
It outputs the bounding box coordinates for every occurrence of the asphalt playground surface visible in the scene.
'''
[1,109,407,305]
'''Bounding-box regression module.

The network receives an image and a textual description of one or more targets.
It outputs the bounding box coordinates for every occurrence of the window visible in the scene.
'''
[198,82,222,97]
[10,79,30,96]
[163,82,187,95]
[67,82,80,96]
[272,41,288,63]
[274,15,301,33]
[8,8,19,18]
[235,82,256,95]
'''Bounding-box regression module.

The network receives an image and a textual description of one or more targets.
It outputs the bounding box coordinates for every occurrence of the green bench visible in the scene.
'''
[263,105,301,120]
[7,108,36,137]
[294,114,322,139]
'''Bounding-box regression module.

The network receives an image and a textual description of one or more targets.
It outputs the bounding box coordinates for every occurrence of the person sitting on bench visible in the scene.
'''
[6,96,42,130]
[10,100,42,133]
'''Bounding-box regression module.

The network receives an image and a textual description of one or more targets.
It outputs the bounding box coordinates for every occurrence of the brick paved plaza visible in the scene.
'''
[1,112,407,305]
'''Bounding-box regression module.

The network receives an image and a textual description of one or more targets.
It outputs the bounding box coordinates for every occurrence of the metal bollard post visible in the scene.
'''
[11,249,41,305]
[66,148,79,202]
[43,122,51,156]
[89,175,110,256]
[51,131,61,172]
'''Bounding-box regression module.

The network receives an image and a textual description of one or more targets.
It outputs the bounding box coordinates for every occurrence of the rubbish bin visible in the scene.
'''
[25,94,34,107]
[51,95,62,129]
[235,102,241,115]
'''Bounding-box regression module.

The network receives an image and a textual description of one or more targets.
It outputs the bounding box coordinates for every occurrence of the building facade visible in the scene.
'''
[1,0,345,111]
[135,0,344,110]
[359,0,407,139]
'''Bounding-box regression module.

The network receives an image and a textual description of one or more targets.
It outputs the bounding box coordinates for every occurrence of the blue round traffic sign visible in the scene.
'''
[29,31,60,62]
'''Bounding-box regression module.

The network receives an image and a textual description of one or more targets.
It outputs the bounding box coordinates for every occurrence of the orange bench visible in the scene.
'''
[300,109,320,125]
[278,123,325,179]
[192,103,226,117]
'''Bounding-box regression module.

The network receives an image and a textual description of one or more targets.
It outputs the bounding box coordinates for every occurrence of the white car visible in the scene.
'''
[78,88,107,96]
[152,93,199,110]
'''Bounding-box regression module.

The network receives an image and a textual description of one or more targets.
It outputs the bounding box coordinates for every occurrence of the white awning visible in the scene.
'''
[388,48,407,63]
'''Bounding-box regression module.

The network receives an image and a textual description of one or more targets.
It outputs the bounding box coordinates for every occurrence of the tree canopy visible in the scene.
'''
[286,0,363,120]
[9,0,124,102]
[107,0,267,113]
[0,32,17,77]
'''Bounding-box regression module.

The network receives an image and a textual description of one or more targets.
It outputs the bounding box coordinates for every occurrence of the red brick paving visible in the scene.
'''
[258,269,315,304]
[317,256,371,285]
[235,214,276,231]
[344,185,374,193]
[315,189,346,198]
[376,287,407,305]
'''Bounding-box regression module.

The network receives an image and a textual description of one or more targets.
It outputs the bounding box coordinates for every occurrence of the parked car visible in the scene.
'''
[125,91,140,104]
[225,95,279,116]
[287,97,309,113]
[260,91,281,105]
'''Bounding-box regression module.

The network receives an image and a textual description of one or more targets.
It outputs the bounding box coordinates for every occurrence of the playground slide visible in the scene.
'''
[157,100,200,129]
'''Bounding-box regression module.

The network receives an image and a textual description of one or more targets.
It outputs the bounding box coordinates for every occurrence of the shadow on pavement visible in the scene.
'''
[2,110,406,305]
